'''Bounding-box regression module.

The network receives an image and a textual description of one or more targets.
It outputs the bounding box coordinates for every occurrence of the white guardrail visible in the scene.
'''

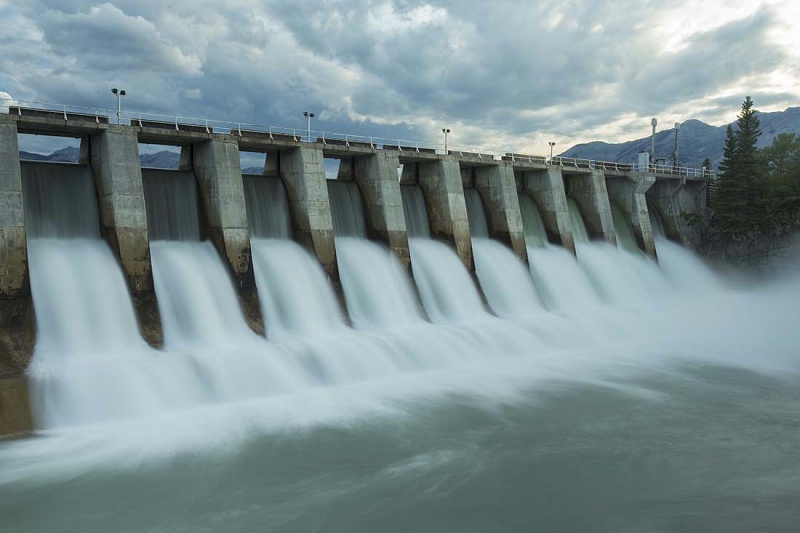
[1,96,715,178]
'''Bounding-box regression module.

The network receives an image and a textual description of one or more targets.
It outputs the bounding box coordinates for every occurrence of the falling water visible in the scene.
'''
[464,189,489,238]
[327,180,367,238]
[610,202,640,254]
[20,162,179,428]
[400,185,431,239]
[518,193,547,248]
[8,158,800,532]
[141,169,201,241]
[243,175,292,239]
[472,238,542,318]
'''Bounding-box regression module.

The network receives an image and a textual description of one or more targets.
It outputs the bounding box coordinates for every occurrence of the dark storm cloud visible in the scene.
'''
[2,0,797,153]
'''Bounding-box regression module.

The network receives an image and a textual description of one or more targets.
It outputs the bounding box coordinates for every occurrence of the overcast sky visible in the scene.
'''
[1,0,798,157]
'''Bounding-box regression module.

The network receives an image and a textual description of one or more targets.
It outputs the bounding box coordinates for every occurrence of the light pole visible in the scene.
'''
[442,128,451,152]
[673,122,680,167]
[111,88,126,125]
[650,117,657,165]
[304,111,315,142]
[548,141,556,160]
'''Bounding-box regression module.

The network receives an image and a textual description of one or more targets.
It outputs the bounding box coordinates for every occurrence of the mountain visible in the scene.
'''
[562,107,800,170]
[139,151,180,169]
[18,147,181,169]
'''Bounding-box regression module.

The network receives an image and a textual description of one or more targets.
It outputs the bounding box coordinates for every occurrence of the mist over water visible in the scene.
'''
[5,164,800,531]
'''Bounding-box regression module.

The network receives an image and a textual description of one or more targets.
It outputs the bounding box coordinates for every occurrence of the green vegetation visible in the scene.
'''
[711,97,800,237]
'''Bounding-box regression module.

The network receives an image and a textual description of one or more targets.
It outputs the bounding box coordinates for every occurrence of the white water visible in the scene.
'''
[251,239,346,340]
[408,238,487,323]
[151,241,256,348]
[336,237,423,329]
[472,238,542,318]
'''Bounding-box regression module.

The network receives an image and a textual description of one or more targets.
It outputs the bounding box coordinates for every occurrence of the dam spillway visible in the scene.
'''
[0,108,712,435]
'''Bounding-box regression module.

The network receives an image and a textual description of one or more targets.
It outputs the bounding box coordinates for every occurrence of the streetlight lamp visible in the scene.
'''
[442,128,451,152]
[304,111,315,142]
[111,88,126,125]
[673,122,680,167]
[650,117,658,165]
[548,141,556,160]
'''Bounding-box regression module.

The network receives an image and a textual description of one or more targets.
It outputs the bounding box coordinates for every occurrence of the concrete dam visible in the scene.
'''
[0,108,709,436]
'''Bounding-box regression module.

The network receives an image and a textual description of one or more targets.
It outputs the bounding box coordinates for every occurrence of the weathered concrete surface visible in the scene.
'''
[192,137,264,335]
[606,173,657,258]
[646,178,706,249]
[0,375,33,438]
[0,120,27,297]
[474,162,526,262]
[645,178,706,248]
[90,127,162,346]
[406,158,473,270]
[279,146,338,279]
[352,152,410,269]
[520,167,575,253]
[0,119,34,374]
[564,169,616,245]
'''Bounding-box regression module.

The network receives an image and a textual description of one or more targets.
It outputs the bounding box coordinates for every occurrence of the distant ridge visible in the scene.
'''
[561,107,800,170]
[19,147,182,169]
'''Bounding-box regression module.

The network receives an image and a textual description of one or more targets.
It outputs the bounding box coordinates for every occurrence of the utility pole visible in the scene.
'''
[111,88,126,125]
[650,117,657,166]
[673,122,680,167]
[442,128,451,152]
[303,111,315,142]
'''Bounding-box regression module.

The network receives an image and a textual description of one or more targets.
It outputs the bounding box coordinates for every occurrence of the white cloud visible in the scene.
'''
[1,0,797,156]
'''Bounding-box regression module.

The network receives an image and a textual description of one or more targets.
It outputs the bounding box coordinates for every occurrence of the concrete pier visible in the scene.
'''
[405,158,473,270]
[473,162,527,262]
[351,152,410,268]
[519,166,575,253]
[0,119,34,375]
[90,127,162,346]
[563,169,616,245]
[278,146,337,278]
[646,177,706,247]
[192,137,263,334]
[606,173,657,257]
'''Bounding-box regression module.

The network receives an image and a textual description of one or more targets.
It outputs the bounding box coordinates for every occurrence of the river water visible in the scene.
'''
[3,166,799,531]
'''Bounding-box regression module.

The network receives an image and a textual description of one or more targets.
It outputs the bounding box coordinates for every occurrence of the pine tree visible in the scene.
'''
[711,97,764,235]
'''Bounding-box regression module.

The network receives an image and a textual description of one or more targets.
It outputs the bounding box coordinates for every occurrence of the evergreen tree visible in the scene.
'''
[711,97,764,235]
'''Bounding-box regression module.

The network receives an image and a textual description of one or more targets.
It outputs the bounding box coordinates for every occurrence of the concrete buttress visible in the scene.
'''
[353,152,410,269]
[564,169,616,245]
[606,173,657,258]
[278,146,337,279]
[474,162,527,262]
[192,137,263,335]
[90,126,162,346]
[521,167,575,253]
[412,158,473,270]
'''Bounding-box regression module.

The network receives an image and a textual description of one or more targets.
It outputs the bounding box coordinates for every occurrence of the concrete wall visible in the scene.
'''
[192,137,263,334]
[0,375,33,438]
[564,169,616,245]
[407,158,473,270]
[0,120,27,298]
[606,173,657,258]
[474,162,527,262]
[352,152,410,269]
[279,146,337,278]
[521,167,575,253]
[90,127,161,346]
[646,178,706,248]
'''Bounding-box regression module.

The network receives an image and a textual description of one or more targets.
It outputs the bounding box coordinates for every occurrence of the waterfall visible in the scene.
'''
[472,238,542,318]
[20,162,189,428]
[400,185,431,239]
[327,180,367,238]
[336,237,423,329]
[518,194,547,248]
[464,189,489,238]
[648,205,666,240]
[243,175,292,239]
[518,196,599,311]
[408,238,486,323]
[610,202,640,254]
[141,169,201,241]
[252,239,346,340]
[566,198,664,308]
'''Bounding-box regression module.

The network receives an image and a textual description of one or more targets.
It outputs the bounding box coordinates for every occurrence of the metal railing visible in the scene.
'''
[1,96,715,178]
